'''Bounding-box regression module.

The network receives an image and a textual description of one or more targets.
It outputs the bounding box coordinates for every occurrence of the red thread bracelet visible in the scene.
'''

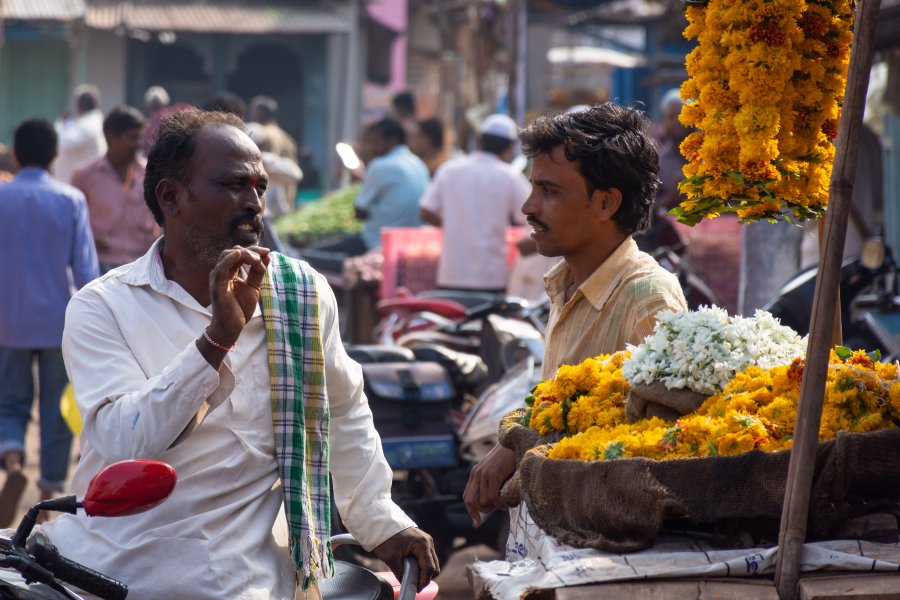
[203,330,236,352]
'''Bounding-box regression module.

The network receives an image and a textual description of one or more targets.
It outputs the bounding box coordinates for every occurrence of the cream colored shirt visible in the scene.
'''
[42,238,414,600]
[540,237,688,379]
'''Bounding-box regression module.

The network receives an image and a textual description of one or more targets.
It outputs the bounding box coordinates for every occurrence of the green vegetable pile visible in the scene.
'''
[273,184,363,247]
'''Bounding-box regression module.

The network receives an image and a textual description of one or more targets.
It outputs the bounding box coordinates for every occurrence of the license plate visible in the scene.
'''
[382,436,456,469]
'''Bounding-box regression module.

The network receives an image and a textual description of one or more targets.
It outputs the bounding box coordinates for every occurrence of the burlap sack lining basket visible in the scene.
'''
[626,381,709,422]
[499,409,900,553]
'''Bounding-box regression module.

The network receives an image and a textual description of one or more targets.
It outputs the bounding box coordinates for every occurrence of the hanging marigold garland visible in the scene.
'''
[673,0,855,226]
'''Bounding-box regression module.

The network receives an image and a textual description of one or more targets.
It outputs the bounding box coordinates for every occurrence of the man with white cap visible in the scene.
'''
[420,113,530,294]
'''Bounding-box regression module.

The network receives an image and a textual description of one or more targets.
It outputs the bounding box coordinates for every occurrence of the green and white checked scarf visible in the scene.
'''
[259,252,333,589]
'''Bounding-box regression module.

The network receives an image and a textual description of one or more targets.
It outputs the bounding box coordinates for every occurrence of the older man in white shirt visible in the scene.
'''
[41,109,438,599]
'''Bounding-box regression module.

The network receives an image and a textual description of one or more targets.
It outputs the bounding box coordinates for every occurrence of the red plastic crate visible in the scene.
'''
[380,227,526,298]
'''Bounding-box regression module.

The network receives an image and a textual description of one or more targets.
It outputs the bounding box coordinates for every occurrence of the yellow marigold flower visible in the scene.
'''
[717,431,756,457]
[543,342,900,462]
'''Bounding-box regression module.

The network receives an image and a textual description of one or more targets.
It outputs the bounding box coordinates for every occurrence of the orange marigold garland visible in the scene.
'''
[673,0,855,226]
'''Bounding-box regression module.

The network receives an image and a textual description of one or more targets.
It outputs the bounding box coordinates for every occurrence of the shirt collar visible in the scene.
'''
[471,150,506,164]
[544,236,639,311]
[120,237,262,317]
[386,144,408,158]
[119,236,168,291]
[14,167,52,181]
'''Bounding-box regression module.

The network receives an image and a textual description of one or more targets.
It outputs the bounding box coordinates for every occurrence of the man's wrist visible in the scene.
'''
[204,324,238,349]
[202,328,236,352]
[196,326,238,368]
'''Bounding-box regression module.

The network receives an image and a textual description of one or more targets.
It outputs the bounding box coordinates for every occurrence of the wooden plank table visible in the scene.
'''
[469,569,900,599]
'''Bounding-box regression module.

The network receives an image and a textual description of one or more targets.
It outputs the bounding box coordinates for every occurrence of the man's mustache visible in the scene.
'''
[527,217,547,229]
[229,214,264,233]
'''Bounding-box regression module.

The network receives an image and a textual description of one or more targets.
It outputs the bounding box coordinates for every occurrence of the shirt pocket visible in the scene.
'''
[227,358,272,427]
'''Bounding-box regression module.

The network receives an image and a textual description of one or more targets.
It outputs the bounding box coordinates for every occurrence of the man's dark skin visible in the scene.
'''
[462,144,626,526]
[93,123,145,253]
[153,123,439,591]
[353,125,399,222]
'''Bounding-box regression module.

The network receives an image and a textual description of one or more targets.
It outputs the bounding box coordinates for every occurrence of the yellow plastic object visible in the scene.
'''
[60,383,82,436]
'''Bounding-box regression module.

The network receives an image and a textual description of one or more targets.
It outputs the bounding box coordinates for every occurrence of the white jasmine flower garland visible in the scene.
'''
[622,306,807,395]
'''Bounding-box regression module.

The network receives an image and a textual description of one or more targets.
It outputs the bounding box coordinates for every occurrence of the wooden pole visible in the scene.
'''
[817,218,844,347]
[774,1,881,598]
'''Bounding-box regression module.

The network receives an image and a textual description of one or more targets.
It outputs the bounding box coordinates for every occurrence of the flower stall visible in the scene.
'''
[470,308,900,599]
[470,0,895,597]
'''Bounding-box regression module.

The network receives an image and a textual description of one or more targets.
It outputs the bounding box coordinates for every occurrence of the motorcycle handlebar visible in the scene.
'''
[329,534,421,600]
[27,532,128,600]
[398,556,419,600]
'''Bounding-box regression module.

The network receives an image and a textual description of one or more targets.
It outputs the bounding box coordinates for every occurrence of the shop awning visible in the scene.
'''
[1,0,85,22]
[85,1,352,35]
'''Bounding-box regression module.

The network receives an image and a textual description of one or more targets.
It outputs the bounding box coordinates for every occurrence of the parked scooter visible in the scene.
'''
[340,299,545,564]
[374,290,504,350]
[0,460,177,600]
[374,291,546,384]
[764,238,900,359]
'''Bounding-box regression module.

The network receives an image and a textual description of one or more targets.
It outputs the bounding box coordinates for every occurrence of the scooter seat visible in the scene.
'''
[376,297,469,319]
[319,560,393,600]
[411,343,489,393]
[346,345,416,364]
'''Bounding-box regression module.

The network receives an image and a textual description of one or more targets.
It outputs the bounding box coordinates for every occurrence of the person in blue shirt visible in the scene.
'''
[0,119,99,525]
[312,117,429,259]
[355,117,429,249]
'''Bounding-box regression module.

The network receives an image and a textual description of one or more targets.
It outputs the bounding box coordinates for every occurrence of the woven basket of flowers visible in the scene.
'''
[499,308,900,552]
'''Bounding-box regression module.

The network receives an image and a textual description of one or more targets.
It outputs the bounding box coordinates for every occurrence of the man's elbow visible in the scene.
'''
[420,208,441,226]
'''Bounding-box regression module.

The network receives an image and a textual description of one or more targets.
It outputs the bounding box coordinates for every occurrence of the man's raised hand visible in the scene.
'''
[206,246,270,350]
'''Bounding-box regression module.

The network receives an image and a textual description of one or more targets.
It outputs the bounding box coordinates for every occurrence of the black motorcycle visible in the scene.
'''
[763,238,900,360]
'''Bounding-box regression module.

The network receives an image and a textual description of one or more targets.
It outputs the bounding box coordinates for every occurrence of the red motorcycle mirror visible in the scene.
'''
[11,459,178,550]
[82,460,177,517]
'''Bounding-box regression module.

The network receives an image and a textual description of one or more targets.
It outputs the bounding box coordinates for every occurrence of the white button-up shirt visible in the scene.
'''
[42,239,414,600]
[419,151,530,290]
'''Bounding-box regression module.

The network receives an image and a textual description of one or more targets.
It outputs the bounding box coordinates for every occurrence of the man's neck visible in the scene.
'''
[565,232,628,292]
[160,239,214,307]
[107,154,133,182]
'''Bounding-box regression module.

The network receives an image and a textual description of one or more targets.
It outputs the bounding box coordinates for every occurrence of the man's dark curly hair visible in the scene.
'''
[520,102,660,235]
[368,117,407,146]
[144,108,246,226]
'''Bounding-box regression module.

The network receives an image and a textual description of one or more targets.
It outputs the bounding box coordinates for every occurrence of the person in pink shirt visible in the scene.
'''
[72,106,161,273]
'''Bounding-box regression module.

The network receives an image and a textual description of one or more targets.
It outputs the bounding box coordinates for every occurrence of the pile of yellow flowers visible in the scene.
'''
[525,351,631,436]
[528,348,900,462]
[674,0,855,225]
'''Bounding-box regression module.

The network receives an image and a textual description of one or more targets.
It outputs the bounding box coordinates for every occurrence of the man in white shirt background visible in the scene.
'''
[419,114,531,294]
[52,84,107,185]
[41,109,438,600]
